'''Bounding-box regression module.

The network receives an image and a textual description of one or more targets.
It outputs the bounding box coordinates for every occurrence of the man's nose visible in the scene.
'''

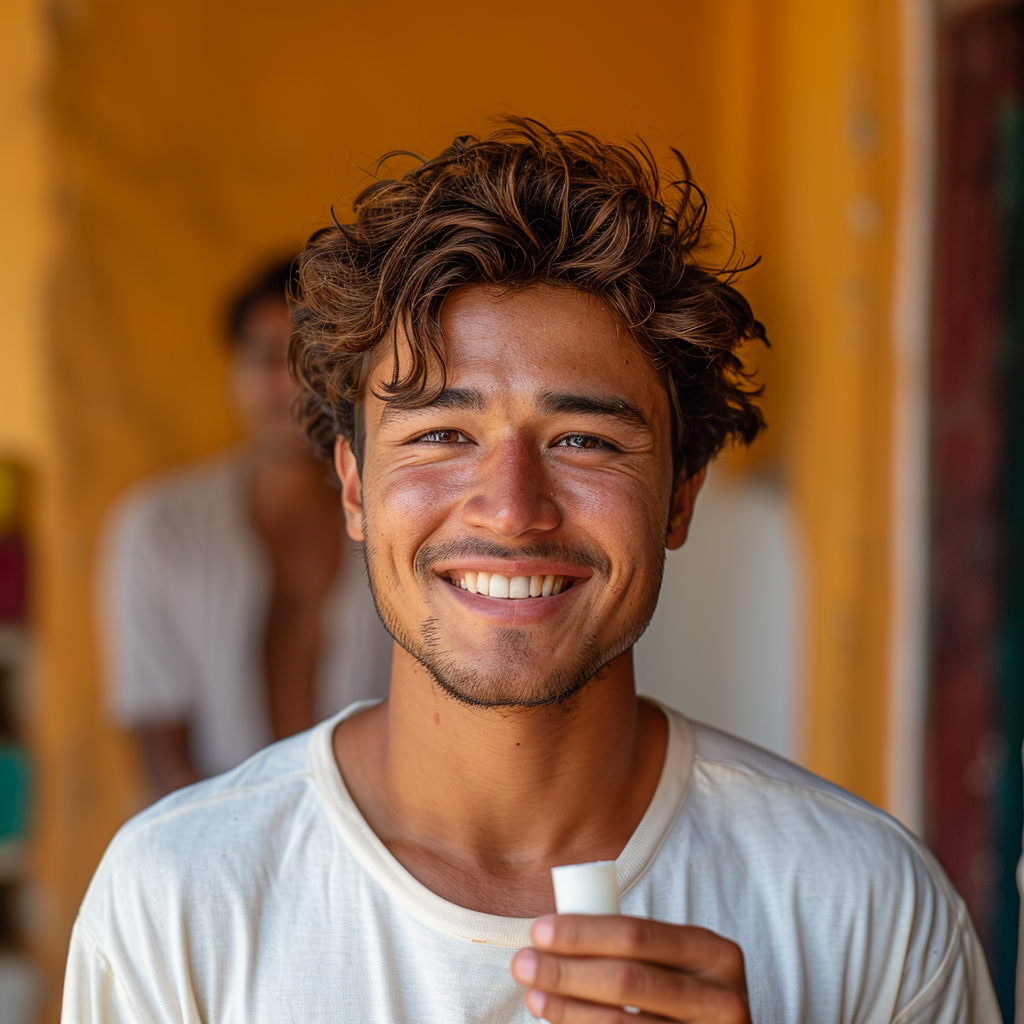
[461,438,561,538]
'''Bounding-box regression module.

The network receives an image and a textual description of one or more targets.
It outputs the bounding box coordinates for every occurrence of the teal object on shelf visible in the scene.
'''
[0,743,30,840]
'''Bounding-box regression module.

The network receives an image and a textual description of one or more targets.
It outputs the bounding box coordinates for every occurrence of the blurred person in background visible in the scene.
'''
[98,259,392,796]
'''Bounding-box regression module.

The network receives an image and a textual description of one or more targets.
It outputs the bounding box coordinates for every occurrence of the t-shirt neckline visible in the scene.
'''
[309,697,694,947]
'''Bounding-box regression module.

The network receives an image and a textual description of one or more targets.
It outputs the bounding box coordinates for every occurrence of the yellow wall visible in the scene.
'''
[5,0,905,1001]
[768,0,902,806]
[1,0,50,462]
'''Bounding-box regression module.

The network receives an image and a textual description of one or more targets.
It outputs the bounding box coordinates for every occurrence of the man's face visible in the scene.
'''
[230,297,305,455]
[340,284,700,707]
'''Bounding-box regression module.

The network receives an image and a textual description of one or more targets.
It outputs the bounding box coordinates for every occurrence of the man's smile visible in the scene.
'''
[431,557,594,605]
[428,558,594,624]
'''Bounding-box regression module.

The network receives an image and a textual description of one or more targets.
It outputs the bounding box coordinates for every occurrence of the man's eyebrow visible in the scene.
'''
[379,387,486,425]
[537,390,650,429]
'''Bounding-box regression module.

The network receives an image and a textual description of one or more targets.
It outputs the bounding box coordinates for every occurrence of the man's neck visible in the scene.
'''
[333,646,667,917]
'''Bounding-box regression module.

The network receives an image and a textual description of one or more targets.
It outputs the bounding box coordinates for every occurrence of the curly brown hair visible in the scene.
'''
[290,118,767,482]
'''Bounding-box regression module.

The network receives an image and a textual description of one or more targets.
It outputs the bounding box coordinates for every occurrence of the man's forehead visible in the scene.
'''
[439,284,628,361]
[368,283,662,405]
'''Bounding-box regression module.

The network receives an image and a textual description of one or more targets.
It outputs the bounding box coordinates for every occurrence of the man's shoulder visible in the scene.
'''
[71,726,348,1005]
[676,712,959,900]
[85,731,318,911]
[687,715,880,814]
[134,725,311,825]
[657,713,997,1022]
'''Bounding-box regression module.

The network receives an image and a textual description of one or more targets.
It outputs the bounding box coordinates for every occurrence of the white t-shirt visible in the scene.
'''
[63,701,999,1023]
[98,454,393,776]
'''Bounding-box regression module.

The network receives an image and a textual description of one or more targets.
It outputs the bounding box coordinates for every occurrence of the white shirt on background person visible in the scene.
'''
[98,453,393,777]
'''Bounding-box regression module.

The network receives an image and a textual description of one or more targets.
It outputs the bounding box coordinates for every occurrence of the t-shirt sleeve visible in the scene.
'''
[98,494,200,725]
[893,905,1002,1024]
[62,921,141,1024]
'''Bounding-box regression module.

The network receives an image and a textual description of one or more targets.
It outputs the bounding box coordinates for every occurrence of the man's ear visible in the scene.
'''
[666,465,707,551]
[334,437,365,543]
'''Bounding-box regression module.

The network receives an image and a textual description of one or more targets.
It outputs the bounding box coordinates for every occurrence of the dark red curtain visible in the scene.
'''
[930,2,1024,1016]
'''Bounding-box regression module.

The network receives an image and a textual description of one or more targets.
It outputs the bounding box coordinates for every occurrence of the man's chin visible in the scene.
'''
[369,581,648,709]
[427,662,597,709]
[415,629,607,709]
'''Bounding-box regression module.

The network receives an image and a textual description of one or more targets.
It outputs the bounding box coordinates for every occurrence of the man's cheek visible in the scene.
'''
[362,534,403,595]
[567,478,668,608]
[566,475,665,544]
[375,466,469,527]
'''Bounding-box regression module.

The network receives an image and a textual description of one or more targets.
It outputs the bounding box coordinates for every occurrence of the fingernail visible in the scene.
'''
[531,916,555,948]
[525,989,547,1017]
[512,948,538,984]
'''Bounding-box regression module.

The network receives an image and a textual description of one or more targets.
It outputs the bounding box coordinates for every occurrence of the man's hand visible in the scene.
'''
[510,915,751,1023]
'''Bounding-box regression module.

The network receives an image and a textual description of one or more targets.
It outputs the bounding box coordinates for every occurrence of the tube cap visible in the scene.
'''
[550,860,620,915]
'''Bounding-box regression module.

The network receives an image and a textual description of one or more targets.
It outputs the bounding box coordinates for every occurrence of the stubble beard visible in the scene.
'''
[361,526,666,710]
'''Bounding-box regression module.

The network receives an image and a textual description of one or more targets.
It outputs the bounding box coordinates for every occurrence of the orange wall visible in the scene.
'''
[766,0,902,805]
[0,0,50,463]
[8,0,905,998]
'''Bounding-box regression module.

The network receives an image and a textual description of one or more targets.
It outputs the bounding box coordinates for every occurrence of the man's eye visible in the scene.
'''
[555,434,618,451]
[415,429,471,444]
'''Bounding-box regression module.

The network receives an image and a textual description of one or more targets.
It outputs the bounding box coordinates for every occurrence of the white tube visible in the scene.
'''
[550,860,620,915]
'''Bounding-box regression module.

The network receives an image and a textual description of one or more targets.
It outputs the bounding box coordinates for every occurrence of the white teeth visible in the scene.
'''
[454,571,570,599]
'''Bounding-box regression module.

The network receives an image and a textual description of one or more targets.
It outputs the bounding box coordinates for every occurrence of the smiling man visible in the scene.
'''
[64,121,1000,1024]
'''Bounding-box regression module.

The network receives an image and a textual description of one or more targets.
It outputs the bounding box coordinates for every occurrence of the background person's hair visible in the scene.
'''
[290,118,767,481]
[227,256,299,345]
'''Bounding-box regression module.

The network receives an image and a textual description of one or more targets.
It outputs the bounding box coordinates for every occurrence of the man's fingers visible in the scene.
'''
[524,988,666,1024]
[512,949,749,1023]
[530,915,745,983]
